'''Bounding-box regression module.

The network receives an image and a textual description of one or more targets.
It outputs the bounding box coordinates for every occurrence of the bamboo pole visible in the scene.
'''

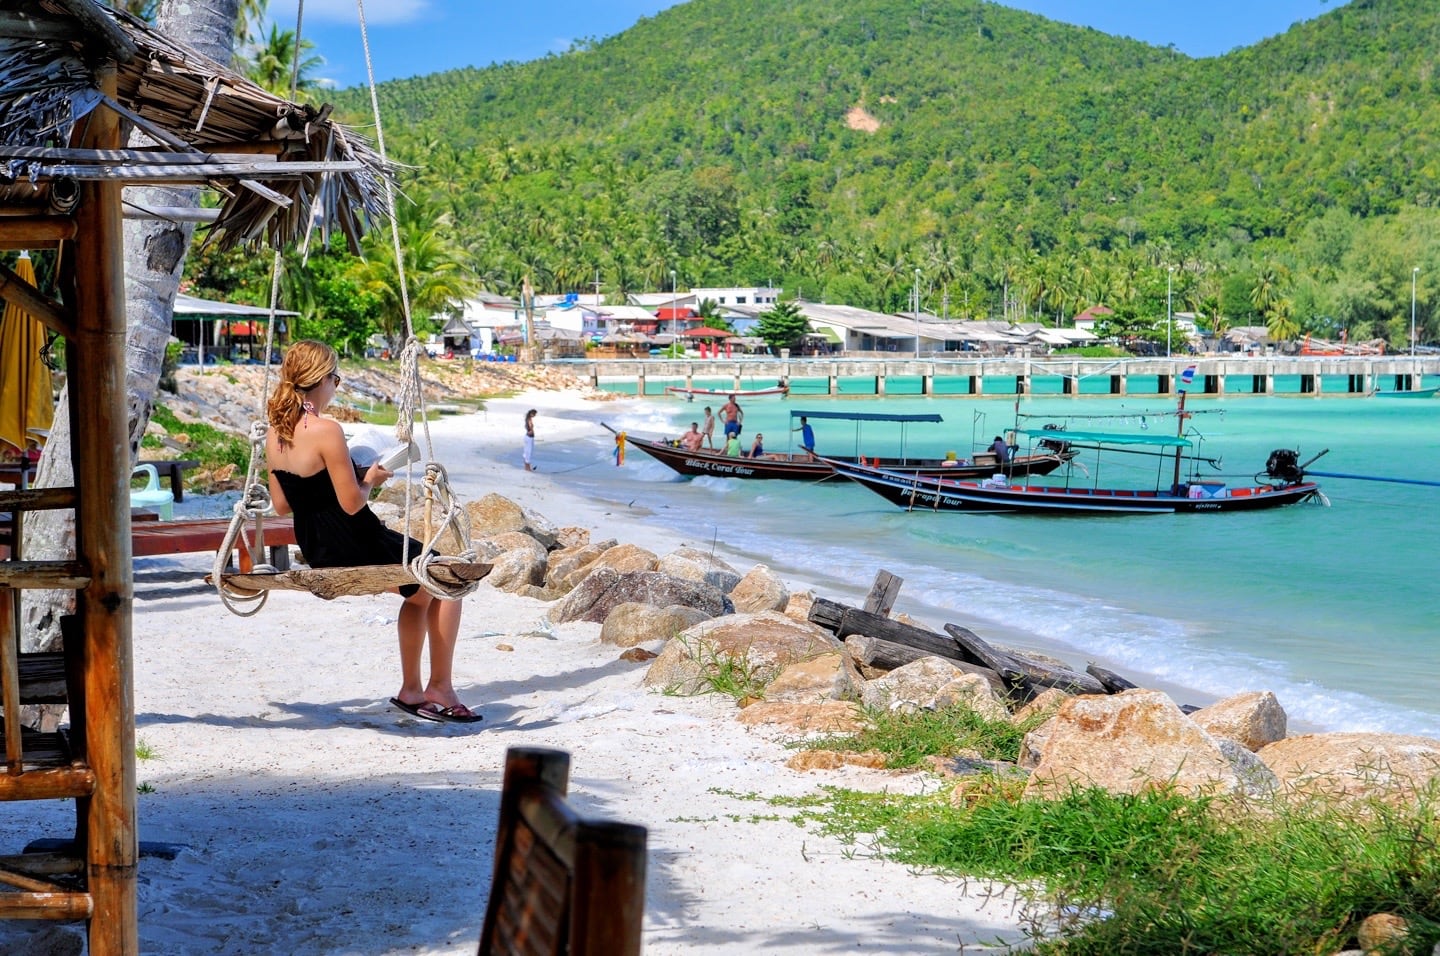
[71,66,138,956]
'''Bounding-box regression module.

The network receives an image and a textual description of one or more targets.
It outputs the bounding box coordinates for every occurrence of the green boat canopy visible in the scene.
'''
[790,410,944,424]
[1019,428,1192,448]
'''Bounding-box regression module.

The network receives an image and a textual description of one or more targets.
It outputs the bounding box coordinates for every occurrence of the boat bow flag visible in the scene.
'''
[1178,365,1197,394]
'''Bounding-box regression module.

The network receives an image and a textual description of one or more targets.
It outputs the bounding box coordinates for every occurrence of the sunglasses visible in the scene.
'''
[329,372,342,387]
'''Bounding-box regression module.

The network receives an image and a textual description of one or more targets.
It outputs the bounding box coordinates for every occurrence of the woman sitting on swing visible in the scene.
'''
[265,340,481,723]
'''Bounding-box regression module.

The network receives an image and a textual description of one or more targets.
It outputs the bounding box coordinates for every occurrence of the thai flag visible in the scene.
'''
[1178,365,1196,393]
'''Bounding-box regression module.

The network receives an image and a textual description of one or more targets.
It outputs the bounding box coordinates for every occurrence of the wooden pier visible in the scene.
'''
[572,355,1440,398]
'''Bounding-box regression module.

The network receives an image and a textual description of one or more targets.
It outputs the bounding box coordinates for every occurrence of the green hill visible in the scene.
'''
[315,0,1438,344]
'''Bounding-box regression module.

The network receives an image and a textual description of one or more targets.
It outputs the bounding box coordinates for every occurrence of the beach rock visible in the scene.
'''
[734,700,866,734]
[599,602,711,648]
[471,531,547,592]
[787,749,887,772]
[1189,691,1288,752]
[565,543,659,590]
[1012,687,1071,725]
[542,540,618,590]
[513,583,563,602]
[1213,737,1280,797]
[860,657,1009,721]
[764,651,863,703]
[927,752,1028,781]
[1257,733,1440,803]
[553,526,591,549]
[465,493,558,549]
[1023,689,1258,800]
[619,647,657,663]
[730,564,789,614]
[782,589,816,622]
[549,568,729,624]
[656,546,742,593]
[642,611,840,696]
[1357,913,1409,954]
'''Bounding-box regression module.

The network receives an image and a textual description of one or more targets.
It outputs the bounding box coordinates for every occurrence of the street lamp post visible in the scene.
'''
[913,268,922,358]
[1166,266,1174,359]
[1412,267,1420,357]
[670,269,678,338]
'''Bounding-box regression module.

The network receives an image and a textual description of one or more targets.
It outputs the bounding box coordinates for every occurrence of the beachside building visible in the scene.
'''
[689,286,781,308]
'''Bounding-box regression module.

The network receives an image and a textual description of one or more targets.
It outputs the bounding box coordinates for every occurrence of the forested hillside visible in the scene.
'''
[199,0,1440,349]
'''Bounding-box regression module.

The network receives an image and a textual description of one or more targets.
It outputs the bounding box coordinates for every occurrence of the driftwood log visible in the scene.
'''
[1086,663,1138,694]
[843,634,1006,695]
[945,624,1106,698]
[214,562,492,600]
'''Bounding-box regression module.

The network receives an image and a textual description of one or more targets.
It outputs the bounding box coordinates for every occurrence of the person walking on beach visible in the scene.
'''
[264,340,480,723]
[720,394,743,439]
[793,415,816,458]
[680,422,704,452]
[523,408,537,472]
[701,406,716,449]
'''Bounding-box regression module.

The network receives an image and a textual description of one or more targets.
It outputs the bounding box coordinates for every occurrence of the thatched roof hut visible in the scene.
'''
[0,0,392,251]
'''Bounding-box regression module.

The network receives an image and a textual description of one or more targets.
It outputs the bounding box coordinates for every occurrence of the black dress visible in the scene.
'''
[274,468,423,597]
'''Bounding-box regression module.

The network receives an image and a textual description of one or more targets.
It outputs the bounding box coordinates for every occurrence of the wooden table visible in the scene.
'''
[136,459,201,502]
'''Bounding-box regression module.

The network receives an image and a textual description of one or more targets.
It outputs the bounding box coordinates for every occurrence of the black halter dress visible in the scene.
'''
[273,468,424,597]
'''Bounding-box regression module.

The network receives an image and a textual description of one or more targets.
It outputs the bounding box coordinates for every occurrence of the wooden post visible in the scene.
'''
[862,570,902,617]
[73,69,138,956]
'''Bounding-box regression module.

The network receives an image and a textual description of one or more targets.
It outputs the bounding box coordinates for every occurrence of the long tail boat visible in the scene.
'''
[604,410,1074,482]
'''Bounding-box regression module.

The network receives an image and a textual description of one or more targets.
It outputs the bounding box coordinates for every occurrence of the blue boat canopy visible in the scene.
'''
[789,410,944,424]
[1019,428,1191,448]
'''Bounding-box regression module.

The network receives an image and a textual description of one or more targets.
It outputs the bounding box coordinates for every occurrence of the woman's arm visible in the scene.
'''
[316,419,390,514]
[268,470,292,517]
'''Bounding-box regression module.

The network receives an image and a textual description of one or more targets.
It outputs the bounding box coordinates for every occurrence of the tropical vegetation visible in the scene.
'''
[186,0,1440,353]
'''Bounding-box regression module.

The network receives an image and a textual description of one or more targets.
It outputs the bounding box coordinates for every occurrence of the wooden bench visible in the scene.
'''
[479,747,647,956]
[135,458,201,502]
[131,517,296,572]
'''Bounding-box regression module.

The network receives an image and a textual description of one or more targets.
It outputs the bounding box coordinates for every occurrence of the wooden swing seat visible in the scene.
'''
[214,560,492,600]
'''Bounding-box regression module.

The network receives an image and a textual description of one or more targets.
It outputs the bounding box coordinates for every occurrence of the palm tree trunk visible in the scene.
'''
[22,0,241,682]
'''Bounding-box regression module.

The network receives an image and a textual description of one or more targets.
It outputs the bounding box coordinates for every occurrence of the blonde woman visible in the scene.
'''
[265,340,479,723]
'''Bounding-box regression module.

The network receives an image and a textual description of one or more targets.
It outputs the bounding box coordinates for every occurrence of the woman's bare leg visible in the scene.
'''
[422,597,464,708]
[395,590,432,704]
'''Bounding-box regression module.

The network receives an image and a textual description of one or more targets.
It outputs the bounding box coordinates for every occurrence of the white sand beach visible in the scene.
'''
[0,392,1031,955]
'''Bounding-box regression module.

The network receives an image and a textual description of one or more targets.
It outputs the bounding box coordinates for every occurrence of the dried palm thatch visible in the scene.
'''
[0,0,393,251]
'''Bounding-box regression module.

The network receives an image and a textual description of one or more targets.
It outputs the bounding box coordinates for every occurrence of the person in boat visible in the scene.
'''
[701,406,716,449]
[793,415,816,458]
[723,430,743,457]
[264,340,479,724]
[680,422,704,452]
[720,394,743,439]
[989,435,1011,464]
[749,432,766,458]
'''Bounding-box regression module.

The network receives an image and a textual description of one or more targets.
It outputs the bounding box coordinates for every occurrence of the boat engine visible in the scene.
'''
[1264,448,1304,484]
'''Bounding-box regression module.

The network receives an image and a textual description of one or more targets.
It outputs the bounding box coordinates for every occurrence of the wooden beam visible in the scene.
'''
[37,161,362,181]
[0,216,77,247]
[0,146,279,165]
[0,262,76,339]
[862,570,903,617]
[0,488,79,512]
[0,767,95,801]
[120,204,221,224]
[0,562,90,590]
[0,891,94,920]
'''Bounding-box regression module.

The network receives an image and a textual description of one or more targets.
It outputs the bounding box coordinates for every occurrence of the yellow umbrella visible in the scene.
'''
[0,253,55,455]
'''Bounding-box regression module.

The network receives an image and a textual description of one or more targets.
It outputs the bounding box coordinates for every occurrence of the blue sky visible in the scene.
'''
[267,0,1346,90]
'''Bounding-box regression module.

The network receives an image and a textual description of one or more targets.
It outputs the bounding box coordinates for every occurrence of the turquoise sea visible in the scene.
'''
[534,382,1440,739]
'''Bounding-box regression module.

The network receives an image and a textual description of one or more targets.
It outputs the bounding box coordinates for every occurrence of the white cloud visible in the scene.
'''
[268,0,431,26]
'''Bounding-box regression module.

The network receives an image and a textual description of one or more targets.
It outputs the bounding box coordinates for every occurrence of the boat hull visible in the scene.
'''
[616,432,1071,482]
[830,461,1321,514]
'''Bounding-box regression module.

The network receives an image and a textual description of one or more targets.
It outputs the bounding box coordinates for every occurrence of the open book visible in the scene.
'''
[348,426,421,473]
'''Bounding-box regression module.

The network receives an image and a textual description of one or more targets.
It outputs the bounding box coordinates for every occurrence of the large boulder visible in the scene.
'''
[565,543,659,589]
[735,700,866,734]
[548,568,729,624]
[1023,689,1266,800]
[782,589,815,623]
[1257,732,1440,803]
[656,546,742,593]
[1189,691,1287,752]
[642,611,839,696]
[729,564,789,614]
[764,651,863,703]
[860,657,1009,721]
[543,539,618,590]
[465,493,558,549]
[473,530,548,592]
[599,602,712,648]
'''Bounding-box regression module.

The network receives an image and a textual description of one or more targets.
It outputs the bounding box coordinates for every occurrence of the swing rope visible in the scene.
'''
[210,0,484,612]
